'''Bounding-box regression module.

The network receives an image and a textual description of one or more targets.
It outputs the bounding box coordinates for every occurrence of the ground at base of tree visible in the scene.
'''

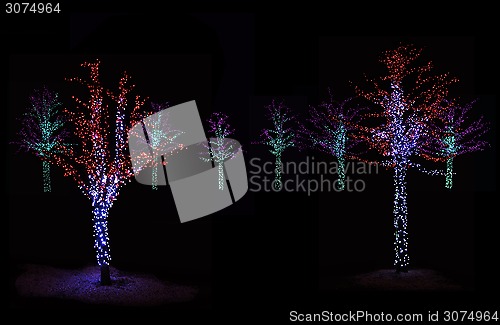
[323,269,464,291]
[15,264,197,306]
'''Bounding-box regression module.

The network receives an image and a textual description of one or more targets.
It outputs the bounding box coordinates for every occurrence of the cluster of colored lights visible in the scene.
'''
[47,60,153,267]
[15,87,70,192]
[443,129,457,189]
[422,100,489,189]
[13,47,489,278]
[299,91,364,190]
[202,112,237,190]
[131,103,185,190]
[356,45,462,271]
[254,99,296,190]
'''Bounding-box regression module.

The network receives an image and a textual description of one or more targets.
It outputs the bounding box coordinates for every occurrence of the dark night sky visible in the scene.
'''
[4,3,498,317]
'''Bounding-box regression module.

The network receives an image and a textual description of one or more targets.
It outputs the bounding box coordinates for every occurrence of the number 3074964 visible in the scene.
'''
[5,3,60,14]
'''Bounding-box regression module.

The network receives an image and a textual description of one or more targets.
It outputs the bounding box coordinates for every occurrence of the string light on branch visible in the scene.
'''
[45,60,155,283]
[421,100,489,189]
[253,99,296,190]
[130,103,185,190]
[14,87,71,192]
[356,44,463,272]
[299,89,365,190]
[201,112,239,190]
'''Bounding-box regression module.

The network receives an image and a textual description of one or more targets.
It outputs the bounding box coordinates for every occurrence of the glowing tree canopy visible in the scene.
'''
[202,112,238,190]
[14,87,70,192]
[356,44,458,272]
[132,102,184,190]
[48,60,152,284]
[254,99,296,190]
[299,90,364,190]
[421,100,489,189]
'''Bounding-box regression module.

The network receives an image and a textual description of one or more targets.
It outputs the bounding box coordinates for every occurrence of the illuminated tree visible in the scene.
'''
[48,60,150,284]
[132,103,184,190]
[254,99,296,190]
[356,45,458,272]
[422,100,489,189]
[202,112,238,190]
[14,87,70,192]
[299,90,364,190]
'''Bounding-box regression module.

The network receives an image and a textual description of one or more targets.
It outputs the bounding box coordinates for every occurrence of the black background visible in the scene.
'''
[4,2,498,321]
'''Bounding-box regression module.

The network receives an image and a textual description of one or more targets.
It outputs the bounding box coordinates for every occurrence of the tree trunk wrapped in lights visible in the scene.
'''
[47,60,155,284]
[130,103,184,190]
[201,112,238,191]
[254,99,296,191]
[14,87,70,192]
[298,90,365,191]
[356,45,463,272]
[422,100,489,189]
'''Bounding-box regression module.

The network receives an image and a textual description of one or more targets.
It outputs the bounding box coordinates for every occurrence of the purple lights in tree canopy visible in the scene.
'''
[421,100,489,188]
[299,89,365,190]
[202,112,238,190]
[11,42,491,290]
[354,44,490,272]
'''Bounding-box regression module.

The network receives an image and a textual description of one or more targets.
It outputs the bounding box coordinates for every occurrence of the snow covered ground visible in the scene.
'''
[15,264,198,306]
[326,269,464,291]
